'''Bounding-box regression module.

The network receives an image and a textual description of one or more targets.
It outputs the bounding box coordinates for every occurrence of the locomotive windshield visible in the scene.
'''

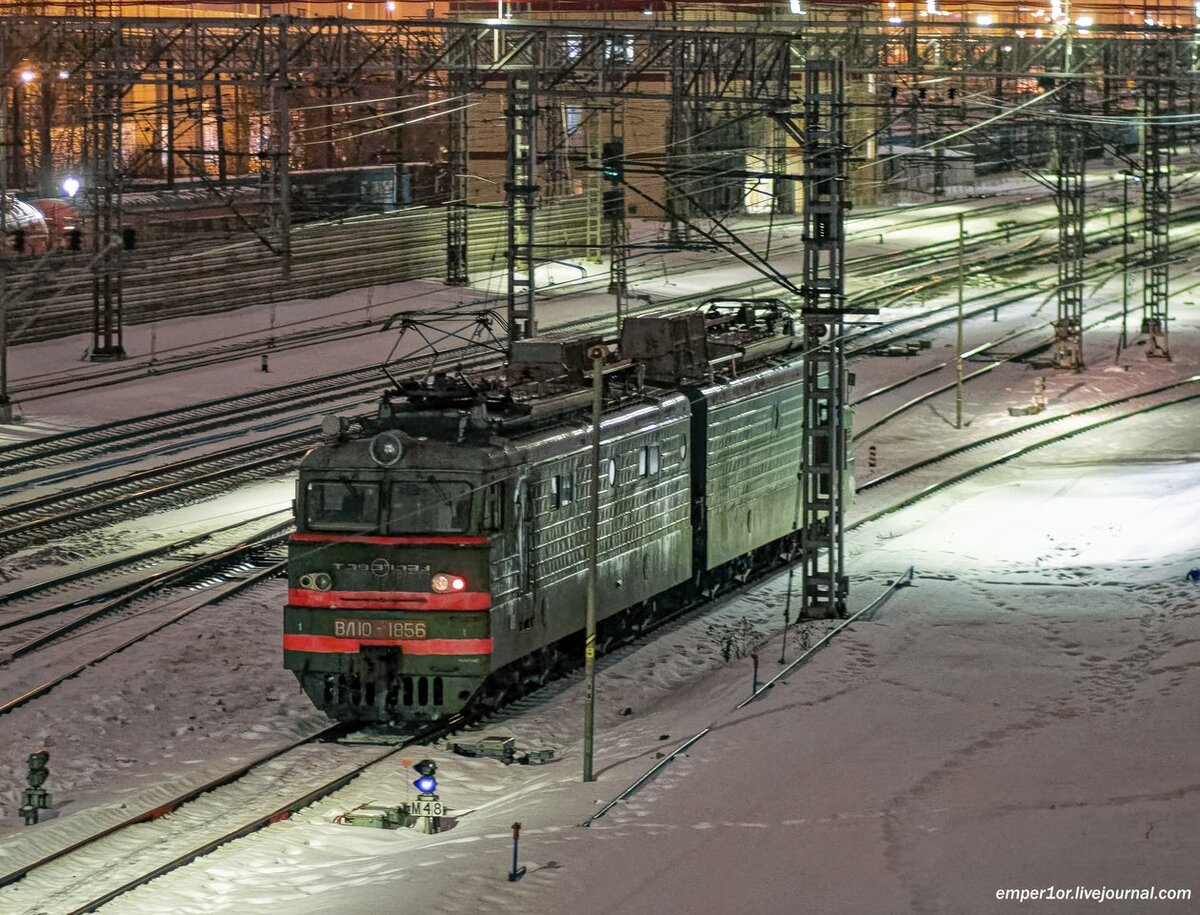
[303,477,475,533]
[306,480,381,531]
[388,480,473,533]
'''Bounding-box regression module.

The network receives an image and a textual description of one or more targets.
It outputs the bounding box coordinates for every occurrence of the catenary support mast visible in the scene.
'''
[1141,41,1174,361]
[1052,73,1086,371]
[799,59,850,620]
[505,72,538,345]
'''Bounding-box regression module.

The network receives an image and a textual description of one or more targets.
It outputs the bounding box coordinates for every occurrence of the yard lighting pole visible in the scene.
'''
[583,343,607,782]
[0,77,12,424]
[955,212,964,430]
[1119,170,1133,357]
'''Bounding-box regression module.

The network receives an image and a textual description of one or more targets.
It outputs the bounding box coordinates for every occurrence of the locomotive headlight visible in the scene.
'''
[370,431,404,467]
[431,573,467,593]
[301,572,333,591]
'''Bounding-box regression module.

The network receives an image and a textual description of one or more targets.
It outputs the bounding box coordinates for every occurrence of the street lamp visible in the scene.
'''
[61,176,81,197]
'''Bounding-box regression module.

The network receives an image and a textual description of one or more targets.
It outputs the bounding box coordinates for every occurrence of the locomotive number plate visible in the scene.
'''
[333,619,428,640]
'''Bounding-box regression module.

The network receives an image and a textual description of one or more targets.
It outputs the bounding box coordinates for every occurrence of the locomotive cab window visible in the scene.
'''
[388,479,473,533]
[306,480,380,531]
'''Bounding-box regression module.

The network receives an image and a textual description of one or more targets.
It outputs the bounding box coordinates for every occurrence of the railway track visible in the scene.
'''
[4,192,1089,408]
[0,210,1149,562]
[0,203,1107,484]
[0,516,290,660]
[0,692,452,914]
[2,374,1192,912]
[0,540,288,719]
[851,379,1200,527]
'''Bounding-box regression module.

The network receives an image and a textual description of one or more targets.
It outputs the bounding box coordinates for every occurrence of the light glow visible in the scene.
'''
[19,69,35,83]
[414,774,437,793]
[61,176,81,197]
[432,573,467,593]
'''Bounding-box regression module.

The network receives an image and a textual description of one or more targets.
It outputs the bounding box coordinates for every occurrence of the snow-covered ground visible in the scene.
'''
[0,187,1197,914]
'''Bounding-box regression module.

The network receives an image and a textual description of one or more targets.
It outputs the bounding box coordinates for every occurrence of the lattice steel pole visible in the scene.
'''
[1141,42,1173,361]
[505,72,538,345]
[1052,74,1086,371]
[88,23,126,361]
[269,16,292,287]
[606,103,628,329]
[800,59,850,620]
[666,25,692,249]
[1,68,11,422]
[445,39,470,286]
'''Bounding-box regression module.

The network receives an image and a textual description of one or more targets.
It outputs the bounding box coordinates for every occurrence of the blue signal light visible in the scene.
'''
[414,774,437,794]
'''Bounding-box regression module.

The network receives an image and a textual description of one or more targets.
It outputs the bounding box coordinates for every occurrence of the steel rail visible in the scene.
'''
[50,715,453,907]
[736,566,918,710]
[858,376,1200,494]
[0,211,1014,482]
[6,193,1081,409]
[581,568,917,827]
[849,388,1200,532]
[0,723,347,891]
[0,553,286,719]
[0,222,1128,552]
[0,508,288,616]
[851,298,1137,440]
[1,523,291,659]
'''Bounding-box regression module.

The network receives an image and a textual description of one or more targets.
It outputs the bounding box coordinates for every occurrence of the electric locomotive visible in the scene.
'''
[284,304,849,725]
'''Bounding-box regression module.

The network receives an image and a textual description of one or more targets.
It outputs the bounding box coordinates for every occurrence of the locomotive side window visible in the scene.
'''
[388,480,473,533]
[306,481,380,531]
[551,473,574,508]
[637,445,660,477]
[601,458,617,488]
[484,482,505,530]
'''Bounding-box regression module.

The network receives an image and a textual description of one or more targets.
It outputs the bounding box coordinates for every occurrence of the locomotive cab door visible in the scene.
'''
[512,476,537,629]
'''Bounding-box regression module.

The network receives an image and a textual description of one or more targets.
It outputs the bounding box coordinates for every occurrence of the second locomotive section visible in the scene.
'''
[285,306,850,725]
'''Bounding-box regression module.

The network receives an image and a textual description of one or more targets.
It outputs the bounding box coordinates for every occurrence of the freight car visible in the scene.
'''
[284,303,850,725]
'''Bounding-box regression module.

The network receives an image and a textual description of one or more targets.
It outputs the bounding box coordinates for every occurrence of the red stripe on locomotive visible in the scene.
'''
[287,588,490,610]
[283,634,494,655]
